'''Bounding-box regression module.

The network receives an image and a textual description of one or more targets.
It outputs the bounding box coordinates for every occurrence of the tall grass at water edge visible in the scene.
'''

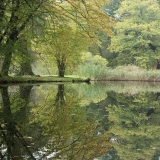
[75,64,108,80]
[75,64,160,81]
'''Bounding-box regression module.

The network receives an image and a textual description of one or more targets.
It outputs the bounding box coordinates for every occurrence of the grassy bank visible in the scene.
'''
[75,65,160,82]
[0,75,90,84]
[100,66,160,82]
[1,65,160,84]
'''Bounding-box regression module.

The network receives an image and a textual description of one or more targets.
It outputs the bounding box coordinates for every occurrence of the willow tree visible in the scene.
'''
[109,0,160,68]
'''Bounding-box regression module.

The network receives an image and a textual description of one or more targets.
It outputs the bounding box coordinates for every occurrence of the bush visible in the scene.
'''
[75,63,108,80]
[81,51,108,67]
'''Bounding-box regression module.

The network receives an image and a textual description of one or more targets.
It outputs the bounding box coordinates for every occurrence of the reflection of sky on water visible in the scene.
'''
[33,150,57,159]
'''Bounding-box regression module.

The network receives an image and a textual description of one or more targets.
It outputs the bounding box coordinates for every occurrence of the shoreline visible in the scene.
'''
[0,75,91,84]
[1,75,160,84]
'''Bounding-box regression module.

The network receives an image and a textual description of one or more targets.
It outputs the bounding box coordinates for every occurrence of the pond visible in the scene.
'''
[0,82,160,160]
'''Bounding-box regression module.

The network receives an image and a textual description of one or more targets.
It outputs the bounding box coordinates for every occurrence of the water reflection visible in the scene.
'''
[0,85,35,159]
[1,82,160,159]
[0,83,110,159]
[106,91,160,160]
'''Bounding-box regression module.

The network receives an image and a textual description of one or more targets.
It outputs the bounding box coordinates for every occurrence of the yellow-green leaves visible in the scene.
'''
[109,0,160,68]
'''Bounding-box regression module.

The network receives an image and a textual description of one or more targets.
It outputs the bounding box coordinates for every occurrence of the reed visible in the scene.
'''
[75,64,160,82]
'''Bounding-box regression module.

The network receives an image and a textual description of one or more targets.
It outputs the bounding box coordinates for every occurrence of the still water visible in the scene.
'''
[0,82,160,160]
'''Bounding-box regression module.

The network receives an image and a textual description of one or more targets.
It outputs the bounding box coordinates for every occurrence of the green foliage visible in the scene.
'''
[75,63,107,80]
[0,0,114,76]
[81,52,108,67]
[36,24,90,76]
[105,0,122,17]
[74,51,108,79]
[109,0,160,68]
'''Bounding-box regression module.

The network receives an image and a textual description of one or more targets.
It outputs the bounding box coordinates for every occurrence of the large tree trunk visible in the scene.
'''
[19,35,35,75]
[1,51,12,76]
[1,25,19,76]
[156,60,160,69]
[0,0,35,76]
[57,60,66,77]
[19,59,34,75]
[1,0,19,76]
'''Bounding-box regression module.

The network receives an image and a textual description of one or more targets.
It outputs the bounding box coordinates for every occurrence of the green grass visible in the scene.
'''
[0,75,90,84]
[1,65,160,84]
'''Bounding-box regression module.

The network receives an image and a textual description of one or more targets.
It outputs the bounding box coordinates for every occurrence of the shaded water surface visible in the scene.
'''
[0,82,160,160]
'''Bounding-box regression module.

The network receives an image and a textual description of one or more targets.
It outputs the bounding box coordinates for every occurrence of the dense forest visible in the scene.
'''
[0,0,160,78]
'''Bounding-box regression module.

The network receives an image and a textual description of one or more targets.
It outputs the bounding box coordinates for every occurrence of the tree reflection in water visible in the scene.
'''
[0,84,111,159]
[1,83,160,159]
[0,86,35,159]
[106,91,160,160]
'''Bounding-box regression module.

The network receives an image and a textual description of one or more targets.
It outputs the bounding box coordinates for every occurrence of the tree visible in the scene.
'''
[37,24,90,77]
[89,0,122,67]
[11,36,35,75]
[109,0,160,68]
[0,0,113,77]
[105,0,122,17]
[0,0,43,76]
[33,0,114,77]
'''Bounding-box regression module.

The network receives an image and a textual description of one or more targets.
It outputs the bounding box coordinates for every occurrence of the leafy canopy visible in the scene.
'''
[109,0,160,68]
